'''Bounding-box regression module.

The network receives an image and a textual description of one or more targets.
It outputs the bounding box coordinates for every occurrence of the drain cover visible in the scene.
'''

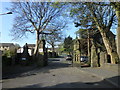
[19,73,37,77]
[52,74,55,76]
[85,83,99,86]
[85,83,94,85]
[91,75,96,77]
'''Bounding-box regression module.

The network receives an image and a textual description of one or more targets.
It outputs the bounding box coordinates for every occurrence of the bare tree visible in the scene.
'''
[87,2,119,64]
[8,1,66,56]
[70,2,119,64]
[46,31,63,57]
[86,2,120,62]
[45,21,65,57]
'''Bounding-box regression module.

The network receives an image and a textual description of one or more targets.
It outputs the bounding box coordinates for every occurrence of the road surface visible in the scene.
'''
[2,58,116,88]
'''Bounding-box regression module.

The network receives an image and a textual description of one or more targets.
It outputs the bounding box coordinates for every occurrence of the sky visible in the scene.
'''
[0,2,78,47]
[0,1,117,47]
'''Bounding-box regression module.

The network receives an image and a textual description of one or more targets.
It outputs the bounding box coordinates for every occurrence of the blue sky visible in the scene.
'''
[0,2,78,47]
[0,2,117,47]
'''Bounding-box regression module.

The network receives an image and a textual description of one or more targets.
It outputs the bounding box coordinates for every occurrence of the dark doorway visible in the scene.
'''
[107,55,111,63]
[97,53,100,67]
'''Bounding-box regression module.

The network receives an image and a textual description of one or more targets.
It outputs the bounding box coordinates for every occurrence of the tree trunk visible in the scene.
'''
[87,29,91,65]
[34,31,40,56]
[52,45,55,57]
[97,26,119,64]
[88,3,119,64]
[116,10,120,62]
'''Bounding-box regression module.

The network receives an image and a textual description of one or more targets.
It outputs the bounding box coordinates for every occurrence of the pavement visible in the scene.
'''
[78,66,120,88]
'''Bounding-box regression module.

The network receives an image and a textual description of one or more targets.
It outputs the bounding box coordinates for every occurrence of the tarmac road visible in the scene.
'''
[2,58,116,88]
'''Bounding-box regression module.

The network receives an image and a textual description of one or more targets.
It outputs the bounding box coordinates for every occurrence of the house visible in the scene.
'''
[47,48,58,52]
[0,43,15,51]
[17,41,47,56]
[17,48,23,53]
[27,43,47,55]
[27,44,35,56]
[27,44,35,49]
[17,44,36,56]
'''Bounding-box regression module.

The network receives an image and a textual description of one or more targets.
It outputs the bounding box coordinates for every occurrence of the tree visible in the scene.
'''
[46,29,64,57]
[43,17,66,57]
[64,36,73,55]
[70,2,119,64]
[14,43,21,49]
[87,2,119,64]
[110,2,120,61]
[75,28,105,55]
[8,1,66,56]
[57,43,65,55]
[83,2,120,60]
[79,39,88,56]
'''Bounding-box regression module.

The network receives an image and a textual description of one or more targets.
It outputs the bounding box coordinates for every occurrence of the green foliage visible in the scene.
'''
[58,44,65,52]
[59,48,65,53]
[51,2,61,8]
[80,39,88,55]
[70,8,80,17]
[51,2,66,8]
[59,48,65,52]
[110,2,120,11]
[14,43,20,49]
[3,50,15,57]
[75,29,88,39]
[63,36,73,54]
[2,50,15,66]
[57,43,65,55]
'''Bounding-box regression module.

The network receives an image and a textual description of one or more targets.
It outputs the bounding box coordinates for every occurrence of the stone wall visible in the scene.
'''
[90,43,99,67]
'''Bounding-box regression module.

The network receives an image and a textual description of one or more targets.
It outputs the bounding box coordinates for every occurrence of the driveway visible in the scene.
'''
[2,58,116,88]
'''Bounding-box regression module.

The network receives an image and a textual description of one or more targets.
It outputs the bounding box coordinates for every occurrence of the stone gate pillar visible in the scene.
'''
[73,39,81,67]
[100,51,106,67]
[21,43,30,65]
[37,39,48,66]
[91,42,99,67]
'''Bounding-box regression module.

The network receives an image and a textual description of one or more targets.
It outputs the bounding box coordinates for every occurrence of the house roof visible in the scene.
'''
[27,44,35,47]
[0,43,15,47]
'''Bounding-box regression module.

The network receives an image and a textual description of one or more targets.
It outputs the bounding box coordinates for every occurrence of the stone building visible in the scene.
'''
[73,30,117,68]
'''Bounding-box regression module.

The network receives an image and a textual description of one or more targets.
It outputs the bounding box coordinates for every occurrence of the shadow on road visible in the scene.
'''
[2,58,71,80]
[2,64,38,79]
[48,59,60,61]
[6,76,119,89]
